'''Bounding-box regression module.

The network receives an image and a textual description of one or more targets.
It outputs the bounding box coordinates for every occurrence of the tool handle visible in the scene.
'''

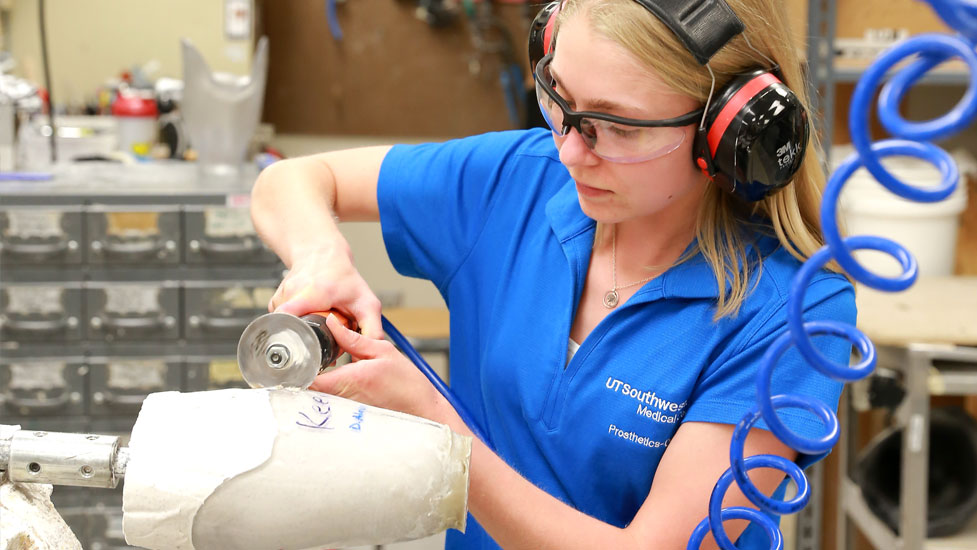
[305,310,357,331]
[301,310,358,369]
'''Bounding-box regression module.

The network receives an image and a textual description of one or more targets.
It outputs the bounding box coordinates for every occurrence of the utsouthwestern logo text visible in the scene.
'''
[605,376,688,420]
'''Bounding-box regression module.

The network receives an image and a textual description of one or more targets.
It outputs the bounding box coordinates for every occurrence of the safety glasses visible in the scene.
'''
[533,53,703,164]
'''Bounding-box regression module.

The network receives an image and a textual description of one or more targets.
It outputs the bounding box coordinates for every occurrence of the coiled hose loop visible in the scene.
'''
[687,2,970,547]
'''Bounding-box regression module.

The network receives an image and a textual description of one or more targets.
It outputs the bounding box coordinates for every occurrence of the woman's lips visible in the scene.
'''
[575,181,611,198]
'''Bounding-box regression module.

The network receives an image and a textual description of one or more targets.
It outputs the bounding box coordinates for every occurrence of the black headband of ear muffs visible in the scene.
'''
[529,0,744,69]
[631,0,744,64]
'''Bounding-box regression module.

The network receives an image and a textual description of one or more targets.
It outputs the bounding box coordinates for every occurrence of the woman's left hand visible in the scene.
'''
[309,313,445,421]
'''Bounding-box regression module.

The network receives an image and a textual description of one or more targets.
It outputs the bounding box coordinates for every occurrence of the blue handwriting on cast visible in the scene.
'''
[349,405,366,431]
[296,395,334,430]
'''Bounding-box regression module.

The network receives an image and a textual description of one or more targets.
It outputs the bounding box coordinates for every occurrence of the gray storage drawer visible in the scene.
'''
[86,206,180,265]
[0,282,83,342]
[183,280,276,340]
[85,282,180,341]
[184,355,250,391]
[87,497,137,550]
[184,205,279,264]
[57,507,91,549]
[87,356,181,416]
[0,207,84,265]
[0,357,87,417]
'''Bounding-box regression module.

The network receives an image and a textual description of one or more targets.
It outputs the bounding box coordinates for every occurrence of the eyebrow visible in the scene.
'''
[548,65,634,114]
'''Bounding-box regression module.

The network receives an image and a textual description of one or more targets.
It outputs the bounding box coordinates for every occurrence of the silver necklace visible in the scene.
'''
[603,227,658,309]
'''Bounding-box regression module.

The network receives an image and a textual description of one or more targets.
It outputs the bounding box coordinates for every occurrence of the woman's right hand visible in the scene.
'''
[250,146,393,339]
[268,244,384,339]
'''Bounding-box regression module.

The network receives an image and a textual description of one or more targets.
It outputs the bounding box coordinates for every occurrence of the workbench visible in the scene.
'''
[837,276,977,550]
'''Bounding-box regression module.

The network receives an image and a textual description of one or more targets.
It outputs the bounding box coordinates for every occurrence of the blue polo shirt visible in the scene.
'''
[377,128,856,550]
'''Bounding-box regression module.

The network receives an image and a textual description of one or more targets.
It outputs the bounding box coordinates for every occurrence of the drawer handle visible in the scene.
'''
[95,390,149,410]
[93,238,174,259]
[1,239,76,259]
[3,392,72,412]
[2,316,74,333]
[190,314,256,331]
[192,237,260,256]
[93,314,173,331]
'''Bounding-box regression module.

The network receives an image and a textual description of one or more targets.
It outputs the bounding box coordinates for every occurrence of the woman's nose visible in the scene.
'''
[557,128,600,168]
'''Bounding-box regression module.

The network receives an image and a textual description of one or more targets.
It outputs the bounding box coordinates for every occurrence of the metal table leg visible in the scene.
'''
[899,346,931,549]
[836,385,856,550]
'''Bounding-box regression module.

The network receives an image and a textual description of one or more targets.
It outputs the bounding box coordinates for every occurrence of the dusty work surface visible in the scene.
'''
[856,276,977,346]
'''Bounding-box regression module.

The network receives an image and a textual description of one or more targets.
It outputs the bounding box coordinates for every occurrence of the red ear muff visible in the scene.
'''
[528,2,562,72]
[694,70,809,202]
[705,72,781,157]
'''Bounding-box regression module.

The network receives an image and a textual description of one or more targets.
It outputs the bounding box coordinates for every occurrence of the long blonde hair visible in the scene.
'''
[558,0,836,319]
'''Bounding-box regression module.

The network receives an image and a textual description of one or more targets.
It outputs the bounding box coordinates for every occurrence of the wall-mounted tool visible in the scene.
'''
[236,311,356,389]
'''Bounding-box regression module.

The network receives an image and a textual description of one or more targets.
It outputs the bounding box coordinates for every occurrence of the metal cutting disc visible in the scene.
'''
[237,312,323,389]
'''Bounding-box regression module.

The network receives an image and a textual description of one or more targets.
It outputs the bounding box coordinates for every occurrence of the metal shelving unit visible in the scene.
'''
[1,160,452,550]
[0,161,285,549]
[837,344,977,550]
[804,0,970,143]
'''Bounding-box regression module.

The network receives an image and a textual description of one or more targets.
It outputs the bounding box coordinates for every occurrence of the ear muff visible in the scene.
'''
[528,1,562,73]
[526,0,810,203]
[693,69,810,202]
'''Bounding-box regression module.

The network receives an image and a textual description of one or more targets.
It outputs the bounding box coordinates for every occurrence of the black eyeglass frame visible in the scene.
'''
[533,53,705,136]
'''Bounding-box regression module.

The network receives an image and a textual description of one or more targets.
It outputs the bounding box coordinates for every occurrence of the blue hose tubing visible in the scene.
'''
[500,63,525,127]
[381,314,493,447]
[824,142,937,290]
[689,6,972,547]
[325,0,344,41]
[927,0,977,42]
[687,315,875,549]
[848,33,975,201]
[877,39,977,141]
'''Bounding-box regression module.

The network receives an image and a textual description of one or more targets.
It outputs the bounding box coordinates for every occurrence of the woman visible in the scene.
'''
[250,0,855,547]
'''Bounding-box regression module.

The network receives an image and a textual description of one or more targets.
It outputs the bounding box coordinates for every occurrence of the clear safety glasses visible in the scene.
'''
[533,53,704,164]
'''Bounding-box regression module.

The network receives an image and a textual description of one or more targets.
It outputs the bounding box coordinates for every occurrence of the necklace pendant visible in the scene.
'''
[602,289,620,309]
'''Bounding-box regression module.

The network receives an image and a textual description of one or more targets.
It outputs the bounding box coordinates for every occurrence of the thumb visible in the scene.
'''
[308,367,357,397]
[326,312,380,360]
[275,287,319,316]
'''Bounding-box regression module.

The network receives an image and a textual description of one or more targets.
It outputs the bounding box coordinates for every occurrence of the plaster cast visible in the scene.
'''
[123,388,470,550]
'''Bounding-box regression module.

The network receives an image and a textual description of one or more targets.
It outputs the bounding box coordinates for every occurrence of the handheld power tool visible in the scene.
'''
[236,311,357,389]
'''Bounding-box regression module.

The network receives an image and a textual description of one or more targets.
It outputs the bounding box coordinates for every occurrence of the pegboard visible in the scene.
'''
[257,0,537,138]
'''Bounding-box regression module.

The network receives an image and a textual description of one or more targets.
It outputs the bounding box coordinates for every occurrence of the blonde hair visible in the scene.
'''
[558,0,836,319]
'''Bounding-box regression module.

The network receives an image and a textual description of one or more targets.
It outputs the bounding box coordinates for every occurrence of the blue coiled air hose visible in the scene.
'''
[685,1,976,547]
[379,2,975,546]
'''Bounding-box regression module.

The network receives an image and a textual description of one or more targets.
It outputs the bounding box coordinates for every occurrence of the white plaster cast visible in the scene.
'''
[123,388,470,550]
[122,389,278,549]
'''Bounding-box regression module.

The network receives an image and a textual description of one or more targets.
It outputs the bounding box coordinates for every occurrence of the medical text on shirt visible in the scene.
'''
[604,376,688,424]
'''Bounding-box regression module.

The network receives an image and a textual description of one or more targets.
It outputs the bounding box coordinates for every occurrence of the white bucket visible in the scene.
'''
[836,151,970,277]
